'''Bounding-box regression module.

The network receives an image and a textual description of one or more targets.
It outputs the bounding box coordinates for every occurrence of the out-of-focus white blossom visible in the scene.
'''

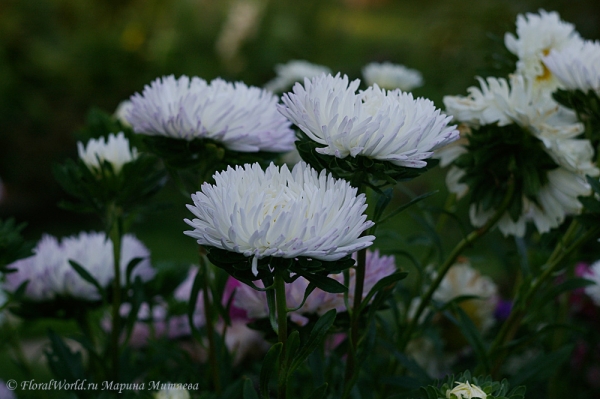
[184,162,374,275]
[3,232,155,301]
[128,75,295,153]
[362,62,423,91]
[114,100,133,127]
[77,132,139,174]
[264,60,331,93]
[153,385,190,399]
[543,40,600,94]
[279,74,458,168]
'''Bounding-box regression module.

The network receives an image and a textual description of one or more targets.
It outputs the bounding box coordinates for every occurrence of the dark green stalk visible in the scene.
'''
[108,205,123,382]
[198,248,222,394]
[274,267,289,399]
[488,221,600,376]
[399,177,515,351]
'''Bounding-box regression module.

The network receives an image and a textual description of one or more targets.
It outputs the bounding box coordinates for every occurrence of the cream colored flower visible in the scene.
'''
[446,381,487,399]
[543,40,600,94]
[505,9,583,89]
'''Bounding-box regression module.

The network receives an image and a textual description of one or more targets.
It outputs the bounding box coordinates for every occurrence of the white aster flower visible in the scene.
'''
[128,75,295,152]
[505,9,583,89]
[234,249,396,325]
[77,132,139,174]
[4,232,155,301]
[264,60,331,93]
[278,73,458,168]
[446,381,487,399]
[362,62,424,91]
[184,162,375,275]
[583,260,600,306]
[543,40,600,94]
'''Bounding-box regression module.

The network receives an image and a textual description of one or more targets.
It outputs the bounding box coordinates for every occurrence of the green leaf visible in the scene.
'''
[289,310,336,374]
[509,345,573,387]
[260,342,283,399]
[68,260,106,301]
[359,272,407,314]
[447,304,491,372]
[307,383,328,399]
[378,190,439,225]
[243,378,259,399]
[298,273,347,294]
[125,257,144,288]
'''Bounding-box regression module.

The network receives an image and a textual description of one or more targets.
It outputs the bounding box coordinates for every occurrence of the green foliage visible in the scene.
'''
[454,123,557,220]
[0,218,33,271]
[206,246,355,294]
[553,88,600,149]
[53,152,167,218]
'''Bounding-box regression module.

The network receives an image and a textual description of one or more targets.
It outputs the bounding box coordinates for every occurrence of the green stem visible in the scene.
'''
[400,177,515,351]
[198,250,222,394]
[488,221,600,375]
[274,267,288,399]
[108,206,123,382]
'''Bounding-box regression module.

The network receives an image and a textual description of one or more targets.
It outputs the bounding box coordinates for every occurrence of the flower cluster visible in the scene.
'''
[3,232,155,302]
[441,12,600,236]
[543,40,600,94]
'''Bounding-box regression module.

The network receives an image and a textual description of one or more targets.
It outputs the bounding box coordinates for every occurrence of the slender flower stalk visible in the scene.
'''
[108,204,123,382]
[487,219,600,375]
[400,177,515,351]
[274,267,289,399]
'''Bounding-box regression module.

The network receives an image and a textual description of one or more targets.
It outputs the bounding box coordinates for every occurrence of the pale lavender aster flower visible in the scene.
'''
[184,162,375,275]
[583,260,600,307]
[264,60,331,93]
[543,40,600,94]
[0,380,16,399]
[234,249,396,325]
[4,232,155,301]
[278,73,458,168]
[128,75,295,152]
[362,62,424,91]
[77,132,139,174]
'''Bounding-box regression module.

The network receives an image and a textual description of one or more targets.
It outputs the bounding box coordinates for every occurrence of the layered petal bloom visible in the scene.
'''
[184,162,374,275]
[128,75,295,152]
[77,132,139,174]
[543,40,600,94]
[504,9,583,89]
[264,60,331,93]
[362,62,424,91]
[234,249,396,325]
[278,74,458,168]
[3,232,155,301]
[442,74,598,236]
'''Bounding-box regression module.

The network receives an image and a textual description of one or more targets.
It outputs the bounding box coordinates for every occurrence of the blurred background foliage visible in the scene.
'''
[0,0,599,266]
